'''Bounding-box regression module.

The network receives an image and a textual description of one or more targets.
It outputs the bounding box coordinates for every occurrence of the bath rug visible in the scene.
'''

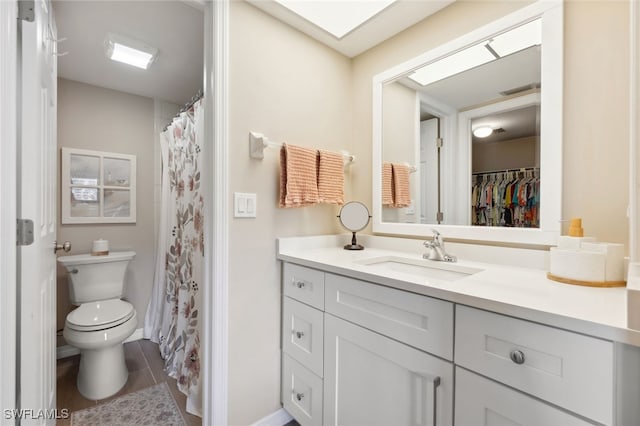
[71,382,185,426]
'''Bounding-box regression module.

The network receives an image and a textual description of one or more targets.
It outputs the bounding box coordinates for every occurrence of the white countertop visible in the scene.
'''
[277,234,640,347]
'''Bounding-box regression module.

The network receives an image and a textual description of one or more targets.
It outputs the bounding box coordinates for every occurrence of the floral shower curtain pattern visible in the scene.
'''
[144,99,204,416]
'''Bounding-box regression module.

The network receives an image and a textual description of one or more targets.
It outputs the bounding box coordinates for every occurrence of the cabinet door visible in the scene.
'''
[324,313,453,426]
[455,368,592,426]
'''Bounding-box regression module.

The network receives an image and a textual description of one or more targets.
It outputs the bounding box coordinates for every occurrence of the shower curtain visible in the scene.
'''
[144,99,204,417]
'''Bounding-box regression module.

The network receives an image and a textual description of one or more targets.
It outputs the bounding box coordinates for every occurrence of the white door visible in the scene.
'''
[420,118,439,224]
[323,314,453,426]
[19,0,59,423]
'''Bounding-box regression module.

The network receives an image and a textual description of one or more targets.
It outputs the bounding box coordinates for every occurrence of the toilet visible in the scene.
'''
[58,251,137,400]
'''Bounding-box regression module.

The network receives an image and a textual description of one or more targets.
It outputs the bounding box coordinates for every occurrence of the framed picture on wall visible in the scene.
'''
[61,147,137,224]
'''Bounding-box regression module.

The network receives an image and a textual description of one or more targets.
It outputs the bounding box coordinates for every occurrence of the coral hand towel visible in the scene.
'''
[392,163,411,208]
[279,144,319,208]
[317,149,344,205]
[382,162,394,206]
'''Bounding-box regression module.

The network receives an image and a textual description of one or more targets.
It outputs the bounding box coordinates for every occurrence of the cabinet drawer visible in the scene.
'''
[455,305,613,425]
[455,368,591,426]
[283,263,325,309]
[283,297,324,377]
[325,273,454,360]
[282,354,323,426]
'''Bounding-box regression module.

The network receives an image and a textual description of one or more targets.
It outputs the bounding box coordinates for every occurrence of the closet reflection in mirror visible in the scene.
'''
[381,18,542,227]
[471,105,540,227]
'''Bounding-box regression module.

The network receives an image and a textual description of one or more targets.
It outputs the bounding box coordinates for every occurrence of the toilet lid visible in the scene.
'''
[66,299,135,331]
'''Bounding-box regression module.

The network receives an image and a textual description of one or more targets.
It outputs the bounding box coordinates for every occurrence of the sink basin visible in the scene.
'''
[356,256,483,282]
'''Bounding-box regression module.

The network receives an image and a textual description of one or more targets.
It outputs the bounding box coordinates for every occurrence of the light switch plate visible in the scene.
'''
[234,192,257,218]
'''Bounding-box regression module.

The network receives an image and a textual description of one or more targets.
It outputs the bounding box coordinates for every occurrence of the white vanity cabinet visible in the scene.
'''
[455,368,592,426]
[280,261,634,426]
[281,263,454,426]
[324,314,453,426]
[455,305,613,425]
[323,274,454,426]
[282,263,326,426]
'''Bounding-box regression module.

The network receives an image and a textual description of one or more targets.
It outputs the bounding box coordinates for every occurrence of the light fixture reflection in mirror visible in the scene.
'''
[338,201,371,250]
[473,126,493,138]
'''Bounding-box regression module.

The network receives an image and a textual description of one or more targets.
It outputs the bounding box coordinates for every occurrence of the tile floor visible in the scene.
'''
[56,339,201,426]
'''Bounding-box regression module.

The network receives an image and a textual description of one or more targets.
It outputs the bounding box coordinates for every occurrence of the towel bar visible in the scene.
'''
[249,131,355,166]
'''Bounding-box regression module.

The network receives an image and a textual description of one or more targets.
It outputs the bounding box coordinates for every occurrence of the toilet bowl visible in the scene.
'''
[58,251,137,400]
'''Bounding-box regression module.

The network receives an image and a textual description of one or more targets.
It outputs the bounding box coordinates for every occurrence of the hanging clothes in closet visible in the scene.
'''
[471,168,540,228]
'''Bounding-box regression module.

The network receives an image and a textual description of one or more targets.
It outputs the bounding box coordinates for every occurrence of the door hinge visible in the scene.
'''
[436,212,444,223]
[17,219,34,246]
[436,138,443,148]
[18,0,35,22]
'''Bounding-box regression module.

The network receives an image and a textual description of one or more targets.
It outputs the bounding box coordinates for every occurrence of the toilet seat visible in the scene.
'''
[66,299,135,332]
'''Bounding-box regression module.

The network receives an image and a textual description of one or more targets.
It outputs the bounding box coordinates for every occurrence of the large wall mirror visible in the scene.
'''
[372,1,563,245]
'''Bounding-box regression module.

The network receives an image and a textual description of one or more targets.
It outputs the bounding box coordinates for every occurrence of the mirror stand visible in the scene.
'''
[344,232,364,251]
[338,201,371,251]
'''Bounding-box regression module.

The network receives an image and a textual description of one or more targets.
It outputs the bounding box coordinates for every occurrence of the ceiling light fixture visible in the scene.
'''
[105,33,158,70]
[274,0,396,39]
[473,126,493,138]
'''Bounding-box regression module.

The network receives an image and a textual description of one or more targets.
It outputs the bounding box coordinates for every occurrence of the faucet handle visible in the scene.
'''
[430,229,443,244]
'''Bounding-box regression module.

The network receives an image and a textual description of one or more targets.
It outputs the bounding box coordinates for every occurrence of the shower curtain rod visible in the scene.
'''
[162,89,204,132]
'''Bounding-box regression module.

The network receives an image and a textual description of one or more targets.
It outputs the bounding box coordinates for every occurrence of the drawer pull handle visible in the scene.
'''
[510,349,526,365]
[295,392,304,401]
[294,280,306,289]
[432,376,441,426]
[294,330,304,339]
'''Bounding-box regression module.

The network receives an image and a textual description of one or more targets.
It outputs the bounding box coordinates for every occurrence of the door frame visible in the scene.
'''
[202,0,229,425]
[0,0,230,424]
[0,1,18,424]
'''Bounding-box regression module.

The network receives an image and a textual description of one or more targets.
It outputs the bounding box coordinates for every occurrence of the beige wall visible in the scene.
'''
[382,82,419,222]
[352,0,630,245]
[56,78,155,332]
[472,136,539,173]
[228,2,352,424]
[224,1,632,423]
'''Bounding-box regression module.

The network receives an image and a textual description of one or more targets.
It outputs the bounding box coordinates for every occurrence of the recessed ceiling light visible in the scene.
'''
[473,126,493,138]
[274,0,397,39]
[105,33,158,70]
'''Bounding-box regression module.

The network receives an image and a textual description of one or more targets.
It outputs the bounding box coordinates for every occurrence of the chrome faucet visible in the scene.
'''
[423,230,457,262]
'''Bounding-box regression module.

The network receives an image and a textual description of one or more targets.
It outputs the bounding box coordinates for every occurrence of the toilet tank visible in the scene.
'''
[57,251,136,304]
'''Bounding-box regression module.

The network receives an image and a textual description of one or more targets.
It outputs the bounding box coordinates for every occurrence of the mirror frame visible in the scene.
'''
[372,1,563,245]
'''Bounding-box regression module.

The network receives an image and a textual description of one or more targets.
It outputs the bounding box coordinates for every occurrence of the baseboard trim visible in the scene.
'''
[56,327,144,359]
[251,408,293,426]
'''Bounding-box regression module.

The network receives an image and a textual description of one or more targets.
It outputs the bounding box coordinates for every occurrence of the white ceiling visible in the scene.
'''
[247,0,454,57]
[401,46,541,111]
[472,105,539,144]
[53,1,204,105]
[53,0,455,103]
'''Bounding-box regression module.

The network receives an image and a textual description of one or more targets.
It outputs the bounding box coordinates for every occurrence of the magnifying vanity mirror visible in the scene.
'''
[372,1,563,245]
[338,201,371,250]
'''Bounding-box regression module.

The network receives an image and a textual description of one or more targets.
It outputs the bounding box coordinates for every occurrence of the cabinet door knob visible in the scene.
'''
[510,349,526,365]
[296,392,304,401]
[294,280,306,289]
[294,331,304,339]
